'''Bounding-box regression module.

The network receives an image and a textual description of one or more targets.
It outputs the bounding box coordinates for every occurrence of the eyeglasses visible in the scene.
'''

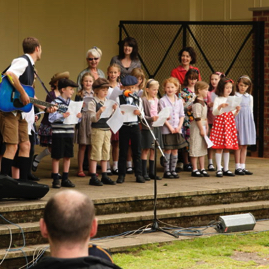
[87,58,99,61]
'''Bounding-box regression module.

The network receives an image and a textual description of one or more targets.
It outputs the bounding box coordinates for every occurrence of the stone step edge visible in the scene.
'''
[1,185,269,213]
[1,200,268,236]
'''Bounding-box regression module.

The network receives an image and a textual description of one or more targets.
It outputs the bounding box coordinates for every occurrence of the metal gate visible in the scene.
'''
[119,21,264,157]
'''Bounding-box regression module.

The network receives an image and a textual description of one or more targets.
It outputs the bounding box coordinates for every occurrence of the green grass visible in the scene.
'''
[113,231,269,268]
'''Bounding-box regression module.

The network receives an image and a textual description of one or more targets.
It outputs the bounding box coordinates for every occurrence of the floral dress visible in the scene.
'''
[179,88,196,141]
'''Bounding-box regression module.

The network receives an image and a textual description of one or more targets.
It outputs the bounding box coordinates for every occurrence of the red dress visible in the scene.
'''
[171,65,201,84]
[210,111,239,150]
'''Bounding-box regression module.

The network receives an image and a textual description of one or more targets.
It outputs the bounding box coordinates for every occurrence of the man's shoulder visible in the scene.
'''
[32,255,122,269]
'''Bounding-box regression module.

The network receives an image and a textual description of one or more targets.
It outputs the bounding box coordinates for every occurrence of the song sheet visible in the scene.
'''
[63,100,83,124]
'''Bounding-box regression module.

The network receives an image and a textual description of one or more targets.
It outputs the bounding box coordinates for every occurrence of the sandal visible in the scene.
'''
[77,171,86,177]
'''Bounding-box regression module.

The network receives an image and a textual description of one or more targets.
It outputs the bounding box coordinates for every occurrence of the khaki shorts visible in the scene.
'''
[90,128,111,161]
[0,111,29,144]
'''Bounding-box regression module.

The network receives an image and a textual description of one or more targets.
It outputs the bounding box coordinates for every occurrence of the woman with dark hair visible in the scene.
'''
[110,37,141,79]
[171,46,201,85]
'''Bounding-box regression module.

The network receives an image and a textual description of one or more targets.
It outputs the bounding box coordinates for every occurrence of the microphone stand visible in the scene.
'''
[136,104,178,238]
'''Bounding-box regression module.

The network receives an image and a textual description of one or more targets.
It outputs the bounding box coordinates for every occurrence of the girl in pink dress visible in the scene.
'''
[210,77,240,177]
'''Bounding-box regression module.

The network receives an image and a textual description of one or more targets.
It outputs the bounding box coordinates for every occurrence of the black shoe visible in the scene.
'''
[223,170,235,177]
[126,167,133,174]
[106,169,113,176]
[51,173,62,180]
[243,169,253,175]
[61,179,75,187]
[149,174,162,180]
[116,175,125,184]
[184,163,192,171]
[89,177,103,186]
[163,171,174,179]
[112,168,119,175]
[216,170,223,177]
[201,169,210,177]
[235,168,245,175]
[101,176,116,185]
[171,171,179,178]
[28,173,40,181]
[160,156,165,167]
[136,175,145,183]
[191,170,203,177]
[143,174,151,181]
[208,164,216,171]
[32,154,39,172]
[52,179,61,188]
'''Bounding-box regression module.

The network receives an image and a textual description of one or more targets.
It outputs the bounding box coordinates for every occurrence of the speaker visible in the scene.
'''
[0,174,49,199]
[215,213,256,233]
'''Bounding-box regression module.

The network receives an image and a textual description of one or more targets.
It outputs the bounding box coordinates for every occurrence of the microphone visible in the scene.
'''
[124,90,138,100]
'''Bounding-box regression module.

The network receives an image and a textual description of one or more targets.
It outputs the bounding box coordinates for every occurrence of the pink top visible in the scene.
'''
[207,89,216,124]
[171,65,201,84]
[149,98,158,117]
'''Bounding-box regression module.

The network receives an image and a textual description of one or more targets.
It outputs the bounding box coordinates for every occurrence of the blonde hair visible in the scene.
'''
[194,81,209,95]
[130,68,146,89]
[77,72,95,97]
[142,79,159,98]
[86,46,102,58]
[162,77,181,93]
[107,63,121,82]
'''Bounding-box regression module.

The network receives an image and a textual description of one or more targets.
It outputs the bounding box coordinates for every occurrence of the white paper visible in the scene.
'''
[107,106,123,134]
[108,87,122,101]
[120,104,137,122]
[152,107,172,127]
[203,126,214,148]
[222,96,242,113]
[100,100,117,119]
[63,100,83,124]
[83,96,94,112]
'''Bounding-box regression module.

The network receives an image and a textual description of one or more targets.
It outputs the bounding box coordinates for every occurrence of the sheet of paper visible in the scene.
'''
[152,107,171,127]
[108,87,122,101]
[120,104,137,122]
[100,100,116,119]
[83,96,94,112]
[107,106,123,134]
[63,100,83,124]
[203,126,214,148]
[222,96,242,113]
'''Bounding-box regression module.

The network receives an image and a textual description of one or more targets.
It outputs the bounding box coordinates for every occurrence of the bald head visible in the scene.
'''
[43,190,95,244]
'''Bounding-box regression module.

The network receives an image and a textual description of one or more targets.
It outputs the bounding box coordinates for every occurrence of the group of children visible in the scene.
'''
[33,63,256,188]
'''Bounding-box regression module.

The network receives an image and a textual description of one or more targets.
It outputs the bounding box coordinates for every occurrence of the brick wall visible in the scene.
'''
[253,10,269,157]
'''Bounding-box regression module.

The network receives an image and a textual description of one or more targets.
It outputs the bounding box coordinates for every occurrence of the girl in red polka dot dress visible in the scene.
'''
[210,77,241,177]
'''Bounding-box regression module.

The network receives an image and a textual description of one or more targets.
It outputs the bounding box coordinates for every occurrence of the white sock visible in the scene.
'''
[113,161,118,170]
[107,161,111,169]
[215,153,222,171]
[235,163,241,169]
[35,148,50,162]
[208,159,213,165]
[126,161,132,168]
[223,152,230,171]
[241,163,245,169]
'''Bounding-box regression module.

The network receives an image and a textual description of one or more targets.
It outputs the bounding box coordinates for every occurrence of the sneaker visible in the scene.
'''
[116,175,125,184]
[52,179,61,188]
[208,164,216,171]
[216,170,223,177]
[200,169,210,177]
[101,176,116,185]
[89,177,103,186]
[163,171,174,179]
[191,170,203,177]
[126,167,133,174]
[171,171,179,178]
[136,175,145,183]
[183,163,192,171]
[235,168,245,175]
[223,170,235,177]
[243,169,253,175]
[61,179,75,187]
[32,154,39,172]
